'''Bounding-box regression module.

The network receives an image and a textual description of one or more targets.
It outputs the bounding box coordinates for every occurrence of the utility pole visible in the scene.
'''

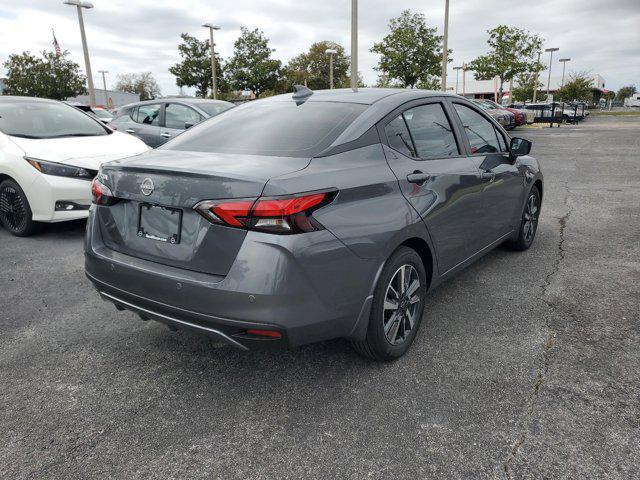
[63,1,95,107]
[440,0,450,91]
[351,0,358,92]
[545,47,559,100]
[559,58,571,88]
[325,49,337,89]
[202,23,221,99]
[461,63,467,97]
[532,51,541,103]
[98,70,108,106]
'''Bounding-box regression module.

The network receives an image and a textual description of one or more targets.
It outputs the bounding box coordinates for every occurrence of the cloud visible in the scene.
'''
[0,0,638,95]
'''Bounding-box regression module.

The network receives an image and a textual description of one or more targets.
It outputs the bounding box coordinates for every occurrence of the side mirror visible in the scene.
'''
[510,137,532,157]
[184,122,194,129]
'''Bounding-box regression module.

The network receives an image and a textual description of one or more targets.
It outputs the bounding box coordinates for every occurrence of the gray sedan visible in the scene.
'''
[85,87,543,361]
[109,98,234,147]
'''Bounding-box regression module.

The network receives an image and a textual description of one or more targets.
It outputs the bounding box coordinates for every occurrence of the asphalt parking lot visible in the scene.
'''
[1,115,638,479]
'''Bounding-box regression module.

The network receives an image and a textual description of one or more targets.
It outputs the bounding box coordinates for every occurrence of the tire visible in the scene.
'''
[0,179,40,237]
[505,185,541,251]
[353,246,428,361]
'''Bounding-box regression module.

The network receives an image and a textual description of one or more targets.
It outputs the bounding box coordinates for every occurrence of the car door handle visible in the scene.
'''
[480,171,496,181]
[125,129,136,134]
[160,132,172,138]
[407,172,431,185]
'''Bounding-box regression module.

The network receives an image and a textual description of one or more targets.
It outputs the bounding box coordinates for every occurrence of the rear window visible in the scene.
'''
[163,101,367,157]
[0,101,109,139]
[197,102,234,117]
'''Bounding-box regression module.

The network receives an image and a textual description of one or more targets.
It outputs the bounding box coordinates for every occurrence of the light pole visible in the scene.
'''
[461,63,467,97]
[559,58,571,88]
[532,51,542,103]
[440,0,450,91]
[63,0,95,107]
[202,23,221,99]
[98,70,108,106]
[325,49,337,89]
[453,66,462,94]
[350,0,358,92]
[545,47,559,99]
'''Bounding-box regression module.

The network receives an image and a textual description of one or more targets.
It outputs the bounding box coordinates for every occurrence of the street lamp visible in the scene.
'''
[461,63,468,97]
[98,70,108,106]
[63,0,96,107]
[453,66,463,94]
[440,0,450,91]
[545,47,559,99]
[202,23,221,99]
[559,58,571,88]
[350,0,358,92]
[325,49,337,89]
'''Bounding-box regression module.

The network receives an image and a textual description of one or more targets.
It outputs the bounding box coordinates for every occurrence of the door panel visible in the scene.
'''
[451,102,524,249]
[159,103,204,146]
[133,103,162,147]
[380,101,484,274]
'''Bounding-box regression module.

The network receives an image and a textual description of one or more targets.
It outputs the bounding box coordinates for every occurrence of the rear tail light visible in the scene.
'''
[91,177,118,206]
[194,190,336,234]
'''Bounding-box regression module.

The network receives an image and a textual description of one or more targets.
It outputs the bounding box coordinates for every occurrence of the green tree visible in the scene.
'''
[616,85,637,100]
[371,10,448,89]
[114,72,161,101]
[511,71,545,102]
[468,25,543,99]
[555,73,593,102]
[282,41,350,91]
[226,27,281,97]
[169,33,225,98]
[3,50,86,100]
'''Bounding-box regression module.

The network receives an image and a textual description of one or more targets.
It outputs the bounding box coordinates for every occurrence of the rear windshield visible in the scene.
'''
[163,101,367,157]
[0,101,108,139]
[197,102,234,117]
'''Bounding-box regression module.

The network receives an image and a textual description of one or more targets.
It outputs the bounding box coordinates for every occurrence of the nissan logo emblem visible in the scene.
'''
[140,178,154,196]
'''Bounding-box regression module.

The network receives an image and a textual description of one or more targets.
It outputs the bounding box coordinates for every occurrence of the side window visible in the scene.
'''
[403,103,459,158]
[165,103,203,129]
[453,103,501,154]
[384,115,416,157]
[496,129,507,152]
[135,104,161,126]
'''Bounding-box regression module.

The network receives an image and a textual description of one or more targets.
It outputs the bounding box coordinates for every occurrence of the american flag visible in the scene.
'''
[52,29,61,56]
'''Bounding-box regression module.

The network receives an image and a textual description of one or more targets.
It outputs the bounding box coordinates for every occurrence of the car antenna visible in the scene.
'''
[292,85,313,105]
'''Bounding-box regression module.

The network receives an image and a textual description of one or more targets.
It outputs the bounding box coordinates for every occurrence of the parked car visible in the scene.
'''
[63,101,112,124]
[109,98,235,147]
[473,100,516,130]
[0,96,149,236]
[481,99,527,127]
[85,87,543,361]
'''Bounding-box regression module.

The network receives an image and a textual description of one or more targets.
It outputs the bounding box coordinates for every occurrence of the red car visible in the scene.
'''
[481,100,527,127]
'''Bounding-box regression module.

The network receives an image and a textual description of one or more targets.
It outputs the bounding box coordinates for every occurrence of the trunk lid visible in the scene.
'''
[96,150,310,276]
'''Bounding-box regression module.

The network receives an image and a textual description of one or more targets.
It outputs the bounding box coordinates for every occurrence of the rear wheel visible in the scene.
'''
[0,179,40,237]
[505,185,540,251]
[353,246,427,361]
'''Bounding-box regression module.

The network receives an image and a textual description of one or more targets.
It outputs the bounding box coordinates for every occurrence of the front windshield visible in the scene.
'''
[0,101,109,139]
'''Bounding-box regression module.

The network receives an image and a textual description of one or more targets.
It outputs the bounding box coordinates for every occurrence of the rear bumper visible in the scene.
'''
[84,210,379,349]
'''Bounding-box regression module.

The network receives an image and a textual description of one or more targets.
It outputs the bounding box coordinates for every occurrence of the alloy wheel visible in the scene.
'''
[522,193,539,242]
[383,264,421,345]
[0,184,27,233]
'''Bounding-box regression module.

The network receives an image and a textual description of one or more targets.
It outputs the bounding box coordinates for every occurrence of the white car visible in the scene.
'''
[0,96,149,236]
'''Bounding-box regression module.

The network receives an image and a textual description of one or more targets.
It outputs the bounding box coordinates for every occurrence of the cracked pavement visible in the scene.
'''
[1,116,639,479]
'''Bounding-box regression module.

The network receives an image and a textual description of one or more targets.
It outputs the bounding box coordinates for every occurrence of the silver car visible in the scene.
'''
[85,87,543,360]
[109,98,234,148]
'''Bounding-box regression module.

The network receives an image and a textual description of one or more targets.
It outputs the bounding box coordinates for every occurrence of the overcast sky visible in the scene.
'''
[1,0,638,95]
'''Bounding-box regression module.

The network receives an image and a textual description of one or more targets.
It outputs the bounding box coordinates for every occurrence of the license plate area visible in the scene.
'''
[137,203,182,244]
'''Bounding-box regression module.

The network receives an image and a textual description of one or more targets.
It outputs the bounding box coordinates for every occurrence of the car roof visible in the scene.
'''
[0,96,60,104]
[263,87,456,106]
[119,98,233,109]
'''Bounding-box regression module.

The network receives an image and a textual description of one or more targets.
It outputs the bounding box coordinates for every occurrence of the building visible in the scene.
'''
[66,89,140,108]
[446,73,607,105]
